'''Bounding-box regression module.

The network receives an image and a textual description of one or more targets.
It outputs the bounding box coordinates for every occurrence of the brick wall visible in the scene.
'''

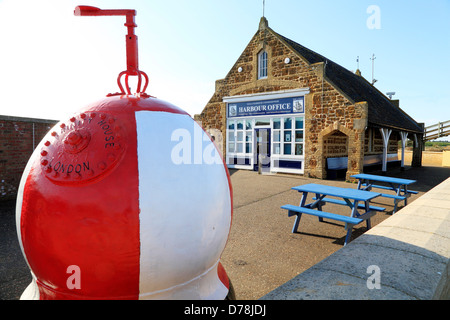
[0,115,58,201]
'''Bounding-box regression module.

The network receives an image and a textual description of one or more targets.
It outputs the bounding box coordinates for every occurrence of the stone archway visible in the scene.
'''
[312,121,364,180]
[320,122,352,179]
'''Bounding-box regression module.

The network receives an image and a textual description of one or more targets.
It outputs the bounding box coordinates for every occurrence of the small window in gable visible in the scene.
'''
[258,50,268,79]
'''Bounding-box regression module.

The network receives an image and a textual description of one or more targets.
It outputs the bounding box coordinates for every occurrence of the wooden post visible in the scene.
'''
[400,131,408,169]
[379,128,392,172]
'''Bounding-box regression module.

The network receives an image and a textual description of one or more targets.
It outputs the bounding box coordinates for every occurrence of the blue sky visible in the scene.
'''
[0,0,449,131]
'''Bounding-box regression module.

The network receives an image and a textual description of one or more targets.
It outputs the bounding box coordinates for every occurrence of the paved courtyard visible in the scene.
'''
[221,166,449,299]
[1,165,449,300]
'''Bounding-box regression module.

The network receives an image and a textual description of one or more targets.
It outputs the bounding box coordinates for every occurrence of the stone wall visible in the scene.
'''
[324,131,348,158]
[399,150,447,167]
[365,128,399,154]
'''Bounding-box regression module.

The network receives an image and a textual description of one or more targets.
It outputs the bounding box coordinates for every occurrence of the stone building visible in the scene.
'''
[195,17,423,180]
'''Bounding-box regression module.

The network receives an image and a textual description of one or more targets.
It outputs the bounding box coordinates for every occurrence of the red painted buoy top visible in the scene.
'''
[16,5,233,300]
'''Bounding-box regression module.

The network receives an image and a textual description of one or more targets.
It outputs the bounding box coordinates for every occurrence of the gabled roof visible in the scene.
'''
[274,32,423,134]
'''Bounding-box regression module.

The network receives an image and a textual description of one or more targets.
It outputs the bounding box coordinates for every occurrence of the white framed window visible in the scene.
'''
[227,119,253,155]
[294,117,304,156]
[273,118,281,155]
[227,121,236,153]
[258,50,268,79]
[272,116,304,156]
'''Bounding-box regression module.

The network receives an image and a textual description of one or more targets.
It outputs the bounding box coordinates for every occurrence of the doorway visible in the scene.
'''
[254,128,271,172]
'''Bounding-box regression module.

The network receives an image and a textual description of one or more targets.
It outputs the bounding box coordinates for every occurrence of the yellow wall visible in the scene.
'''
[443,150,450,167]
[399,150,446,167]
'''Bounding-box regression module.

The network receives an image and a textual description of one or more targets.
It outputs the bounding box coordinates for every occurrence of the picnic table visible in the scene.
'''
[350,173,417,214]
[281,183,383,245]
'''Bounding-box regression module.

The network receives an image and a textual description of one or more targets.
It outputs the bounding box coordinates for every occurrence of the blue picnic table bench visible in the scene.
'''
[281,183,383,245]
[350,173,417,214]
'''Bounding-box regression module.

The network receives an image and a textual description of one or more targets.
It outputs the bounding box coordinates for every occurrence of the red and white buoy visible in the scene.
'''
[16,6,233,300]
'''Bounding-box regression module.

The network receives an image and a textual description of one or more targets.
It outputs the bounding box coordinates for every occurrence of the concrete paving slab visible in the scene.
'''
[373,213,450,240]
[391,204,450,220]
[261,265,415,300]
[361,227,449,262]
[262,233,447,300]
[408,197,450,209]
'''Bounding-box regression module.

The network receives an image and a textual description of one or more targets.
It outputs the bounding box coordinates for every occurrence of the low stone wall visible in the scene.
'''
[399,150,445,167]
[443,150,450,167]
[261,178,450,300]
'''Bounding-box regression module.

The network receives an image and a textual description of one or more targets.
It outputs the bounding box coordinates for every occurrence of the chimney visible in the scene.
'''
[390,99,400,108]
[259,16,269,30]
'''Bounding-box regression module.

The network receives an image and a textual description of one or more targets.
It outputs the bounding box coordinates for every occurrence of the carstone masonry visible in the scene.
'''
[196,17,423,180]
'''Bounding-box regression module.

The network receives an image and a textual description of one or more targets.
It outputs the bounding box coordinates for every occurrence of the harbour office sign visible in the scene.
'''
[227,96,304,118]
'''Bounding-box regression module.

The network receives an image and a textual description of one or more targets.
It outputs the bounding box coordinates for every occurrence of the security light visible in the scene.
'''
[386,92,396,99]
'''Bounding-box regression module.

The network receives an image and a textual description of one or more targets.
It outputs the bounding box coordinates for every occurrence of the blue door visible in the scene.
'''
[254,128,271,172]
